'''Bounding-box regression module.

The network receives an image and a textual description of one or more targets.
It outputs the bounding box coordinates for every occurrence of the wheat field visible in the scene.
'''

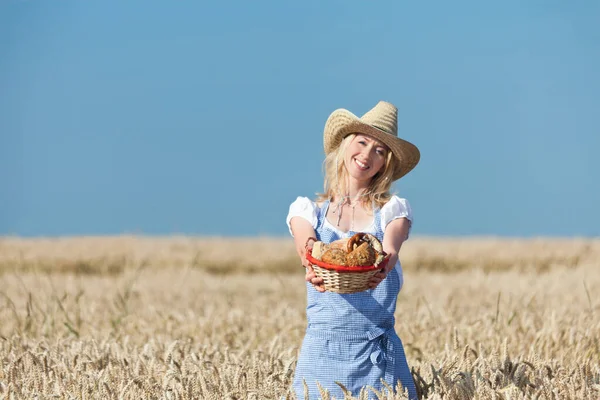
[0,236,599,399]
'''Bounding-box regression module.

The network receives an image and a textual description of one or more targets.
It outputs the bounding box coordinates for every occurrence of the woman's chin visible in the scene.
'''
[348,172,375,185]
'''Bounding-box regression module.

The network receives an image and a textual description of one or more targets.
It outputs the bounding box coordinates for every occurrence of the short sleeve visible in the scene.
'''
[380,196,413,239]
[286,196,318,237]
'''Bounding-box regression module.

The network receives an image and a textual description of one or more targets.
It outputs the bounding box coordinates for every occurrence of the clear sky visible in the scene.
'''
[1,0,599,238]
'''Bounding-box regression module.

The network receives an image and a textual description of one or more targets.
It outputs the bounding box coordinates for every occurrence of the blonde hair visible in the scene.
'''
[315,134,397,209]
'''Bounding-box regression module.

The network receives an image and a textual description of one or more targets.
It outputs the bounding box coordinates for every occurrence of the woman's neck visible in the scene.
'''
[344,180,370,201]
[330,180,373,230]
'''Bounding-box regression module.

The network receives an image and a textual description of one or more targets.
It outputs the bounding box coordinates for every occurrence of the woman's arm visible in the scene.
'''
[289,216,316,266]
[369,217,411,288]
[289,217,325,292]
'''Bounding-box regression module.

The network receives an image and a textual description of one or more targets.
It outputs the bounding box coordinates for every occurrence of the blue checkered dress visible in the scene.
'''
[291,200,417,400]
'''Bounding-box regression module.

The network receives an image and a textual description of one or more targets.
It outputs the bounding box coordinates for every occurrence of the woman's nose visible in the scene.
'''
[364,146,376,158]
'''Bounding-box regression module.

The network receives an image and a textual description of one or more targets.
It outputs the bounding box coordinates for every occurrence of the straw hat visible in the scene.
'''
[323,101,420,181]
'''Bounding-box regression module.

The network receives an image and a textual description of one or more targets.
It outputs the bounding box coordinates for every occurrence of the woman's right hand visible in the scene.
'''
[301,239,325,292]
[289,217,325,292]
[304,262,325,292]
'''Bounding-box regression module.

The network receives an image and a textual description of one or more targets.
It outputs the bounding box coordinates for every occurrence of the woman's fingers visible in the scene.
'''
[374,271,387,280]
[304,263,313,283]
[311,276,326,292]
[311,276,324,284]
[305,269,315,281]
[312,280,325,292]
[303,263,325,291]
[306,273,325,292]
[307,272,324,287]
[368,271,387,288]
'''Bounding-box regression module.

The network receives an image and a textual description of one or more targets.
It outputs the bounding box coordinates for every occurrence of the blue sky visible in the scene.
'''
[1,0,599,237]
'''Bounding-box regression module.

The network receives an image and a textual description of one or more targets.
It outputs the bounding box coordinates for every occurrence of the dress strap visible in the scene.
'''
[373,202,384,236]
[323,200,331,215]
[316,200,330,231]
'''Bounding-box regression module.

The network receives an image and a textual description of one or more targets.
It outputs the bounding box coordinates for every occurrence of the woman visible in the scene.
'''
[286,101,420,399]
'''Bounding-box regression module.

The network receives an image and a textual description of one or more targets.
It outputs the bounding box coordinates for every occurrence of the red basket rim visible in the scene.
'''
[305,248,386,273]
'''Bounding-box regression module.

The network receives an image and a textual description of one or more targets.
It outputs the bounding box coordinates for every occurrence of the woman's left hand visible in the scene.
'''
[368,253,397,289]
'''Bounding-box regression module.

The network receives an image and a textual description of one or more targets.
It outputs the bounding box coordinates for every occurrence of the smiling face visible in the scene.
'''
[343,134,389,185]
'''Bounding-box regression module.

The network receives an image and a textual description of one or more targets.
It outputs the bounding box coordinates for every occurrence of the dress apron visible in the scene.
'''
[291,200,417,400]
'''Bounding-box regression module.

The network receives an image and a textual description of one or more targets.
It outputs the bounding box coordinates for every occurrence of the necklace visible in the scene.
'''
[331,193,368,230]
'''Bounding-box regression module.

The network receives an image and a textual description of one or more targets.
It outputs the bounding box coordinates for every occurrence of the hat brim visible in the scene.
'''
[323,109,420,181]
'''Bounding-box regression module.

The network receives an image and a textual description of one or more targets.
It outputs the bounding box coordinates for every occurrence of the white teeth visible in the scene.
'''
[355,159,369,169]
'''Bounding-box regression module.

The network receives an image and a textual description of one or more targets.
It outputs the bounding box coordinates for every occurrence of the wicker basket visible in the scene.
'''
[305,239,388,294]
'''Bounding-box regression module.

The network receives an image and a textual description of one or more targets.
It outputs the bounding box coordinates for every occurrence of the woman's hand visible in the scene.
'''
[369,217,410,289]
[290,217,325,292]
[304,263,326,292]
[302,240,325,292]
[368,252,398,289]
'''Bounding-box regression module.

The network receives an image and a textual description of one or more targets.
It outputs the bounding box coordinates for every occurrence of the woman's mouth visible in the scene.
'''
[354,158,370,171]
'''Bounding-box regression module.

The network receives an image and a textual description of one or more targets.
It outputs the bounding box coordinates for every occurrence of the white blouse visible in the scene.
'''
[286,195,413,238]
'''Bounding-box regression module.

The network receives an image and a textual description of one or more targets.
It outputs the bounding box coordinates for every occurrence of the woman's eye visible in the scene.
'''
[359,141,366,145]
[376,149,386,156]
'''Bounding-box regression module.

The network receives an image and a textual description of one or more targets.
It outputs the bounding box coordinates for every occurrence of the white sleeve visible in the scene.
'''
[286,196,318,237]
[380,196,413,239]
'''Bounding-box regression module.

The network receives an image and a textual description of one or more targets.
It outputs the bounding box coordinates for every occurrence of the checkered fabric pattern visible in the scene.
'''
[289,199,417,400]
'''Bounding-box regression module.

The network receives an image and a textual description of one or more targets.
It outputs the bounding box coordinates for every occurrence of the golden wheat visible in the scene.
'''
[0,236,598,399]
[2,235,599,277]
